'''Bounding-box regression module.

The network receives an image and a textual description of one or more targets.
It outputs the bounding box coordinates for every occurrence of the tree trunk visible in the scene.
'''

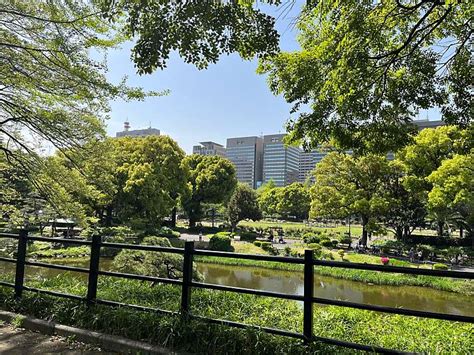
[395,226,403,240]
[170,207,177,228]
[459,226,463,239]
[361,216,368,247]
[437,221,444,237]
[403,226,410,239]
[189,215,197,228]
[105,205,113,227]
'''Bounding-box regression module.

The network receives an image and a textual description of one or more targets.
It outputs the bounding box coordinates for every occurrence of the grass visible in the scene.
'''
[238,221,363,235]
[0,274,472,354]
[232,241,266,255]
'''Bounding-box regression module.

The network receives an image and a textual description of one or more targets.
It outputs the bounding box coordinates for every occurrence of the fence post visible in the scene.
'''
[87,234,101,302]
[181,241,194,315]
[14,230,28,298]
[303,249,314,344]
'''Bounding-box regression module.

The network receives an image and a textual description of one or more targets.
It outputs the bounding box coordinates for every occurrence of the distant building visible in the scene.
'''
[226,136,263,189]
[413,119,444,130]
[262,134,300,187]
[116,121,160,138]
[192,141,226,157]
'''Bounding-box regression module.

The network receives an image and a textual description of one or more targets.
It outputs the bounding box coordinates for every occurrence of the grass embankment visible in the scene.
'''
[238,220,363,236]
[0,274,472,354]
[197,250,474,295]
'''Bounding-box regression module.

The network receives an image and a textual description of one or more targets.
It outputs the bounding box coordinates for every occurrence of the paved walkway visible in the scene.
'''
[0,323,114,354]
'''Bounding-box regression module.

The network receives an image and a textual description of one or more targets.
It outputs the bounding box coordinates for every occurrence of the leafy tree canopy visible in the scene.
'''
[182,154,237,227]
[227,183,262,229]
[0,1,157,171]
[259,0,473,153]
[311,152,394,245]
[276,182,310,220]
[427,153,474,238]
[97,0,281,74]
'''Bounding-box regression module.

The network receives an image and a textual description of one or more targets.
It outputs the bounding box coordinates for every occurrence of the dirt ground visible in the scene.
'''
[0,323,116,354]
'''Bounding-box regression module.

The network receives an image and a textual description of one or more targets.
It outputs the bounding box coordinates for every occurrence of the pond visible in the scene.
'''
[0,259,472,317]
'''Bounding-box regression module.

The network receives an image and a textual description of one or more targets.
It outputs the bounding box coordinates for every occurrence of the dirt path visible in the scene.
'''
[0,323,115,354]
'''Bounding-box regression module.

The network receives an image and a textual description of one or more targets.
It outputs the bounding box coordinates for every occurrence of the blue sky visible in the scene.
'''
[104,3,303,154]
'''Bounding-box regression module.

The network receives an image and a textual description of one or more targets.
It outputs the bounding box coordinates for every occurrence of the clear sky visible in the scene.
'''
[104,3,303,154]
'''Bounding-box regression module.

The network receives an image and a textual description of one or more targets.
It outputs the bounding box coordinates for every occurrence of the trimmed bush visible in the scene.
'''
[253,241,262,247]
[303,233,320,244]
[238,232,258,242]
[433,263,448,270]
[209,234,233,251]
[260,242,273,251]
[157,227,180,239]
[320,239,333,248]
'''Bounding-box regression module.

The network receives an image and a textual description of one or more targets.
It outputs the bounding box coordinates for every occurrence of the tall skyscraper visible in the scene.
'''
[262,134,300,187]
[226,136,263,189]
[192,141,226,157]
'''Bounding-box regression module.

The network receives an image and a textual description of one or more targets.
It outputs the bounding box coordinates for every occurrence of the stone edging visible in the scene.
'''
[0,309,180,354]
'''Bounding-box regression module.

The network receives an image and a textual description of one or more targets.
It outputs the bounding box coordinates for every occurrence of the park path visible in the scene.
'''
[0,323,115,354]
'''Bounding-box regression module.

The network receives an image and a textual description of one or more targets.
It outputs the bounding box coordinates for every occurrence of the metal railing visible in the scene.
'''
[0,231,473,354]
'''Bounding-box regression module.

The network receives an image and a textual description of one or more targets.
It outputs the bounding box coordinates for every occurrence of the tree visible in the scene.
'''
[113,236,202,280]
[259,1,472,153]
[381,161,427,240]
[427,154,474,243]
[258,185,281,217]
[182,155,237,227]
[0,1,154,171]
[227,183,262,230]
[398,126,473,236]
[39,136,188,230]
[97,0,280,74]
[310,152,392,246]
[277,182,310,220]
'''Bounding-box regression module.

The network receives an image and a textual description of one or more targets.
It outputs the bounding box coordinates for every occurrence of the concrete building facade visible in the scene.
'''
[192,141,226,157]
[226,136,263,189]
[262,134,300,187]
[116,121,160,138]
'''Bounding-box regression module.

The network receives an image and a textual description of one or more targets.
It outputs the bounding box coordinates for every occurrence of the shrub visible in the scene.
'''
[253,241,262,247]
[283,246,291,256]
[337,249,345,260]
[331,239,339,248]
[215,231,232,238]
[320,239,333,248]
[157,227,180,239]
[238,232,258,242]
[321,251,334,260]
[338,235,352,246]
[113,237,203,281]
[209,234,233,251]
[259,242,273,251]
[303,233,320,244]
[433,263,448,270]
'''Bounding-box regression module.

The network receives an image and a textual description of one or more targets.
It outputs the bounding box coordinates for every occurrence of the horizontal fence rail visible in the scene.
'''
[0,231,473,354]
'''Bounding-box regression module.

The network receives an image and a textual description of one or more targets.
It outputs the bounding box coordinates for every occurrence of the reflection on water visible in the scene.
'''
[1,259,472,316]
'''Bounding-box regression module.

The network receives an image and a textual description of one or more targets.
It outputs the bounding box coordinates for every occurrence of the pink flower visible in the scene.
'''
[381,257,390,265]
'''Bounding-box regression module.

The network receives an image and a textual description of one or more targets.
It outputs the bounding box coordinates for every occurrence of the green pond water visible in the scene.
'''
[0,258,472,317]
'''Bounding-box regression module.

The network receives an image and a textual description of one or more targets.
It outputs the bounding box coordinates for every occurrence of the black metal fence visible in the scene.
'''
[0,231,473,354]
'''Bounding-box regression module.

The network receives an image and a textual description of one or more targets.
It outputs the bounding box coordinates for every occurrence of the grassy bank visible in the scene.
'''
[0,274,472,354]
[196,255,474,295]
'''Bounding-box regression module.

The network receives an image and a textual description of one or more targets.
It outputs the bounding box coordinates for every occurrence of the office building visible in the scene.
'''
[192,141,226,157]
[226,136,263,189]
[116,121,160,138]
[262,134,300,187]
